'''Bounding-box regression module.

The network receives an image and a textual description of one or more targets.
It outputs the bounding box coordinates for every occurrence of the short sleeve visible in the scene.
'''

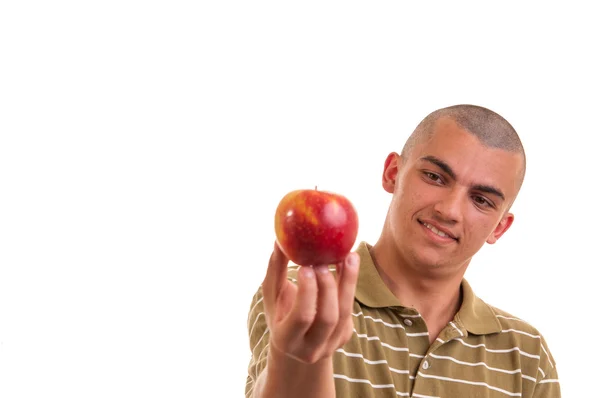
[532,365,561,398]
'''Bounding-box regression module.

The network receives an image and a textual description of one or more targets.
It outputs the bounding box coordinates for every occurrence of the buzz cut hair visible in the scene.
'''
[401,104,527,188]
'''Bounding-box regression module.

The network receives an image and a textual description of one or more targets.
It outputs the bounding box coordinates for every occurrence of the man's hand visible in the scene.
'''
[261,241,360,364]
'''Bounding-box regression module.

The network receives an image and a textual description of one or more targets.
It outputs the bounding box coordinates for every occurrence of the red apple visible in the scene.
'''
[274,187,359,266]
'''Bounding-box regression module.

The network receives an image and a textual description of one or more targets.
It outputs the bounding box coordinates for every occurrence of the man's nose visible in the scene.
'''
[432,188,463,223]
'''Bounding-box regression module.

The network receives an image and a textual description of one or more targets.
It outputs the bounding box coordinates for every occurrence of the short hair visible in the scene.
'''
[401,104,526,189]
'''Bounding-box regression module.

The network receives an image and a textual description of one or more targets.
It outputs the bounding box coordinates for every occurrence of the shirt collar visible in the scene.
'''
[354,241,502,335]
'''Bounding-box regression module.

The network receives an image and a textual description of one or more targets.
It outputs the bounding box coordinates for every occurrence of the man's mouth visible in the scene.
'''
[419,220,458,241]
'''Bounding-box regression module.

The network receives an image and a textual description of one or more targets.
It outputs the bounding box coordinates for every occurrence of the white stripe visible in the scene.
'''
[428,353,537,382]
[496,314,524,322]
[412,394,440,398]
[353,329,410,352]
[438,334,544,372]
[252,348,268,379]
[337,348,388,365]
[540,343,554,368]
[454,338,541,360]
[334,373,412,396]
[501,329,555,368]
[333,373,396,389]
[381,342,409,352]
[353,312,430,338]
[539,378,559,384]
[417,372,521,397]
[248,312,265,339]
[252,328,269,355]
[247,296,263,327]
[449,321,464,337]
[336,348,410,375]
[353,312,407,329]
[354,329,383,342]
[501,328,540,339]
[407,332,430,337]
[538,367,546,378]
[496,316,556,368]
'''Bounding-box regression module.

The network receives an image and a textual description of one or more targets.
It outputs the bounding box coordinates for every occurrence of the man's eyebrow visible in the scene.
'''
[421,156,456,179]
[472,184,505,201]
[420,155,506,201]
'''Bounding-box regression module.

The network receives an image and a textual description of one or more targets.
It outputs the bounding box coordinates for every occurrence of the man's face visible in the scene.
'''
[383,117,524,275]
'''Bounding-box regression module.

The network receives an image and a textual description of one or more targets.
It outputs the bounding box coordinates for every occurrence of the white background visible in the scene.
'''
[1,2,597,397]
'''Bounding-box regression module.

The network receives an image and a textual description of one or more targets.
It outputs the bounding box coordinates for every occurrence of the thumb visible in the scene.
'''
[262,241,290,304]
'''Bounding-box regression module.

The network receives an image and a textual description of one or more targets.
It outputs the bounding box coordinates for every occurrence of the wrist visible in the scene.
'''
[260,345,335,398]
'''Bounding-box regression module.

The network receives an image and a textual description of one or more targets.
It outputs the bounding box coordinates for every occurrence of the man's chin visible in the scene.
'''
[409,250,455,273]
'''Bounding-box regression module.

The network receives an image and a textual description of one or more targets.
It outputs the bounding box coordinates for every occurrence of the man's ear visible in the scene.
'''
[382,152,401,193]
[486,213,515,244]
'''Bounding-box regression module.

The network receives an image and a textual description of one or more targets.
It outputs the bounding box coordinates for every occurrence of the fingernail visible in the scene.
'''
[347,253,359,268]
[300,266,315,279]
[315,265,330,274]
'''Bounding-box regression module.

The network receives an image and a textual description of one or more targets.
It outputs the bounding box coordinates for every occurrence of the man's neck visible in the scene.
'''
[370,241,465,342]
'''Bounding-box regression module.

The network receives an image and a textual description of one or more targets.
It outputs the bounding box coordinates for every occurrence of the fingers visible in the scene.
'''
[289,252,360,360]
[280,265,318,338]
[264,248,361,364]
[303,265,339,346]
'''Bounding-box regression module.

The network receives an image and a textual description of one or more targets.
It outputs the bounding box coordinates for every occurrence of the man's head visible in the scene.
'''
[380,104,526,277]
[401,104,526,193]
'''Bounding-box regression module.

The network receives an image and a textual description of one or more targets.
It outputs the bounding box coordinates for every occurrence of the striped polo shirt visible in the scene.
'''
[245,241,561,398]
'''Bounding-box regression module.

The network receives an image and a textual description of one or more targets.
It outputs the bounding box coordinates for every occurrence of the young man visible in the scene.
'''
[245,104,561,397]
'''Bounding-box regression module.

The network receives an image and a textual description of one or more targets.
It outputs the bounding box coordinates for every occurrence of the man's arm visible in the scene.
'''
[251,346,335,398]
[531,366,561,398]
[245,243,359,398]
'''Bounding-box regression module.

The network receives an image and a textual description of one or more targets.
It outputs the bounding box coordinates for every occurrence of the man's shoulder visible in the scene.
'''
[486,304,546,336]
[484,304,556,361]
[470,301,558,367]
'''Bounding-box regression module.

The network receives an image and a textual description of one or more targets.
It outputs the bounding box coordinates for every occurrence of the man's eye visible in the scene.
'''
[424,172,442,183]
[473,196,492,208]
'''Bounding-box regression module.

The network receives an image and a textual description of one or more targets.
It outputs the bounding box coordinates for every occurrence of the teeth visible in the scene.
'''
[423,222,449,238]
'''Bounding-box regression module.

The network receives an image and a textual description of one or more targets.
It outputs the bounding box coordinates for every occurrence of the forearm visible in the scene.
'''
[252,347,335,398]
